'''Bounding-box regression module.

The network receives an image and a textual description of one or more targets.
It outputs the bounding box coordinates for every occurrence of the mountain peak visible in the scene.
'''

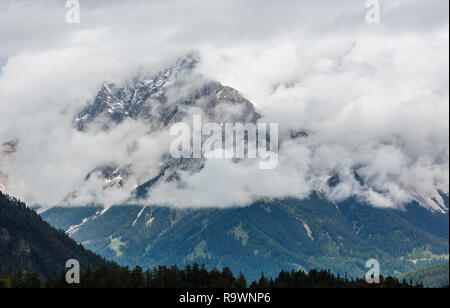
[75,54,256,132]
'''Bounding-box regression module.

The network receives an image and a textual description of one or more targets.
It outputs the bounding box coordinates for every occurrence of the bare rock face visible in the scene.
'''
[76,55,259,132]
[1,139,18,153]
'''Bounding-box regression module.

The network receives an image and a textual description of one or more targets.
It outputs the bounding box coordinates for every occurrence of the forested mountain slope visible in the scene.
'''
[42,193,449,281]
[0,192,111,277]
[398,262,449,288]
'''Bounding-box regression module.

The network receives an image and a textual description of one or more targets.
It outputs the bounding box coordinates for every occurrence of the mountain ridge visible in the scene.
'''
[0,191,113,277]
[41,193,449,281]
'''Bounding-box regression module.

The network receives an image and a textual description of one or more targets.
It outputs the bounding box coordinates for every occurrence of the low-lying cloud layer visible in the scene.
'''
[0,0,448,210]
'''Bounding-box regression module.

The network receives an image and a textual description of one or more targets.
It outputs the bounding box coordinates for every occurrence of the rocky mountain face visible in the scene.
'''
[76,55,259,131]
[68,55,260,201]
[0,139,18,156]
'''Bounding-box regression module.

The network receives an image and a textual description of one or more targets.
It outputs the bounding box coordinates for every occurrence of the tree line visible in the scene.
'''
[0,263,423,288]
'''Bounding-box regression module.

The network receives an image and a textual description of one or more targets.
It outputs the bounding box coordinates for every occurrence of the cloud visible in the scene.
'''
[0,0,448,210]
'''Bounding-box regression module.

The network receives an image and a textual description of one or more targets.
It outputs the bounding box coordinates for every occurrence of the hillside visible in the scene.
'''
[398,262,449,288]
[0,192,112,277]
[42,193,449,281]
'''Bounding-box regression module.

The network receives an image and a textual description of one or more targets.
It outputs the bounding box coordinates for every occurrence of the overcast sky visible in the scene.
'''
[0,0,448,210]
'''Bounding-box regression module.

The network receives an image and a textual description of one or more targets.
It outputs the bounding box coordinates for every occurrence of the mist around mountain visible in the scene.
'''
[0,0,448,293]
[0,54,447,286]
[2,53,448,212]
[30,56,447,283]
[65,55,449,212]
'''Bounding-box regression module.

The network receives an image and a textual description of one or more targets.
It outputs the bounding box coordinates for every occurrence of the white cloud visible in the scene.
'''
[0,0,448,210]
